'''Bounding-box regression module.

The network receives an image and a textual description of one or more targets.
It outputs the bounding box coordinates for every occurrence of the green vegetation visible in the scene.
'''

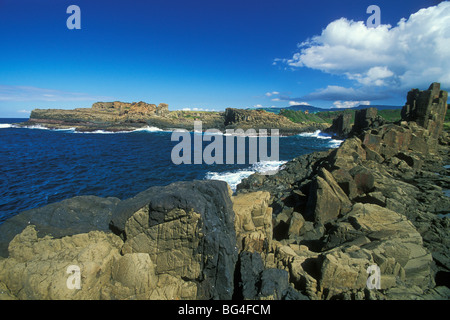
[315,109,355,124]
[279,108,405,125]
[444,108,450,132]
[378,109,402,122]
[279,109,326,124]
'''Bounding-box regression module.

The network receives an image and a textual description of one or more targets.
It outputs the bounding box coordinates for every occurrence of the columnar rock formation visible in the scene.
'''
[0,83,448,300]
[402,82,448,144]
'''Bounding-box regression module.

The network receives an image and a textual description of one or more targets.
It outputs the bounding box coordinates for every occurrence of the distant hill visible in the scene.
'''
[258,105,324,114]
[350,105,403,111]
[258,104,403,114]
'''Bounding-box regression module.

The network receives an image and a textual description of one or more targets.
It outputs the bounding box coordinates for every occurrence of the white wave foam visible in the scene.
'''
[298,130,331,140]
[132,126,164,133]
[14,124,167,134]
[20,124,51,130]
[206,170,255,192]
[81,130,118,134]
[298,130,343,148]
[205,160,287,191]
[75,126,166,134]
[54,127,77,132]
[329,139,344,148]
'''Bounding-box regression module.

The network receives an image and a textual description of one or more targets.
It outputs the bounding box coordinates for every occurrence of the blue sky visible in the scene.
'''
[0,0,448,117]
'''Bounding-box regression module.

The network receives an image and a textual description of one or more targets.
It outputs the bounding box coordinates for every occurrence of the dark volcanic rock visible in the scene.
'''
[109,180,238,300]
[325,113,352,139]
[351,107,385,135]
[235,83,450,299]
[305,168,352,224]
[235,251,265,299]
[0,195,120,258]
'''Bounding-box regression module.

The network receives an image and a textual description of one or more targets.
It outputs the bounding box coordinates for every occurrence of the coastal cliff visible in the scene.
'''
[23,102,329,134]
[0,83,448,300]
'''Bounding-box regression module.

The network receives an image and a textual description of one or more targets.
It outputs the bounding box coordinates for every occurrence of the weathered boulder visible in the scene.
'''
[306,176,341,224]
[348,203,434,288]
[0,195,120,258]
[232,191,273,253]
[0,225,200,300]
[319,249,372,296]
[330,137,367,170]
[305,168,352,224]
[352,108,385,135]
[109,180,238,300]
[0,225,124,300]
[349,166,375,195]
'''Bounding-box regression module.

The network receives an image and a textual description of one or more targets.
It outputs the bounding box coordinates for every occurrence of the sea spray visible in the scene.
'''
[205,160,287,191]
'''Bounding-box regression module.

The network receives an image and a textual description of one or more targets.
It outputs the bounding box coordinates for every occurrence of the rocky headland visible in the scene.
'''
[20,101,329,135]
[0,83,448,300]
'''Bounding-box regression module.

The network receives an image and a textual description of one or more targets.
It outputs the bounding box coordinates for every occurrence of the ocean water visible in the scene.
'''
[0,118,343,224]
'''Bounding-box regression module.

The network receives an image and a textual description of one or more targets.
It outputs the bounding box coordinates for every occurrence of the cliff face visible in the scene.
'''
[223,108,330,134]
[91,101,169,117]
[25,102,328,134]
[28,101,172,131]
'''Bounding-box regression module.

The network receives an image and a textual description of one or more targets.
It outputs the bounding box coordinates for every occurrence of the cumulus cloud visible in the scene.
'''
[289,101,310,106]
[279,2,450,91]
[333,100,370,109]
[265,91,280,97]
[0,85,111,102]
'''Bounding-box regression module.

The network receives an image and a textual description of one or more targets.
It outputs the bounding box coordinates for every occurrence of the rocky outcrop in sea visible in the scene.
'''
[20,102,329,135]
[0,83,448,300]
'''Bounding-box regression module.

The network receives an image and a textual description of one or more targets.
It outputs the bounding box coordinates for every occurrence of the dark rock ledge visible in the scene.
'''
[0,83,448,300]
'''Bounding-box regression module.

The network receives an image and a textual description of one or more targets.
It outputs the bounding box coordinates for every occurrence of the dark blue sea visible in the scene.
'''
[0,118,342,224]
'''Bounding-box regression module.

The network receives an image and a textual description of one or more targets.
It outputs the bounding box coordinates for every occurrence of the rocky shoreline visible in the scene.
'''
[18,102,330,135]
[0,83,448,300]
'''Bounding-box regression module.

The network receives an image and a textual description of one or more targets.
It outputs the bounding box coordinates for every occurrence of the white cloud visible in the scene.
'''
[347,66,395,87]
[333,100,370,109]
[280,2,450,90]
[181,107,212,111]
[289,101,310,106]
[265,91,280,97]
[0,85,111,102]
[17,109,31,114]
[302,85,387,101]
